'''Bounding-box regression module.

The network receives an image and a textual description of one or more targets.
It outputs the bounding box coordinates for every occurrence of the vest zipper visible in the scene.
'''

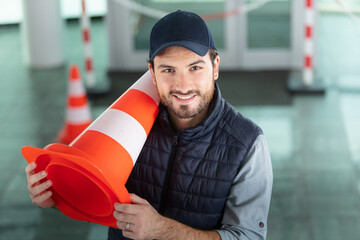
[159,134,178,215]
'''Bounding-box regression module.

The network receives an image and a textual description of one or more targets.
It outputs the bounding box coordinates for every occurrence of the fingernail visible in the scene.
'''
[31,162,36,168]
[46,180,52,186]
[41,171,47,177]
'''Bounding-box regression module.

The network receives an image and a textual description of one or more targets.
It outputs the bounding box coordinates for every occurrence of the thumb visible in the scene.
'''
[130,193,149,205]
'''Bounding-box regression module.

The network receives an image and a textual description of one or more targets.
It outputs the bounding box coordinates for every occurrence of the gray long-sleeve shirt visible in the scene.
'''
[216,134,273,240]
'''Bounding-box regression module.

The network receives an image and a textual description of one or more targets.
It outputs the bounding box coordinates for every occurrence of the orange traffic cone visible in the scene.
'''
[56,65,92,144]
[21,71,159,228]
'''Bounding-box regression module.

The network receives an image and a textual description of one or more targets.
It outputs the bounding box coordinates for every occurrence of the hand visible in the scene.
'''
[113,194,220,240]
[113,194,164,240]
[25,162,55,208]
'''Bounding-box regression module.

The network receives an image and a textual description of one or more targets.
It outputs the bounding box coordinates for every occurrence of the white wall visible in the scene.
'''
[0,0,107,24]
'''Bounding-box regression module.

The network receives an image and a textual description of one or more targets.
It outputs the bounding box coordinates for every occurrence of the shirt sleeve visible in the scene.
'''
[215,134,273,240]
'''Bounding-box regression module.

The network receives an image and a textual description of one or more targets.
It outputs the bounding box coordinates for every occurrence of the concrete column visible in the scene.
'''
[21,0,65,68]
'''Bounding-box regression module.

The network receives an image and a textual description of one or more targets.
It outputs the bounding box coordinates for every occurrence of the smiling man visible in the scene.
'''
[110,10,273,240]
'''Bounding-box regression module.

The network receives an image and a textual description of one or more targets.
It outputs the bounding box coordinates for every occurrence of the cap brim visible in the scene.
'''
[150,40,210,60]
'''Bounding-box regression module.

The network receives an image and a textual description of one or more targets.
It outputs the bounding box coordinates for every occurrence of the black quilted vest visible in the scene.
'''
[108,84,262,239]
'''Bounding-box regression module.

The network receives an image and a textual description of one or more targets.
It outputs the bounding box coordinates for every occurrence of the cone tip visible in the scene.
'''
[70,65,81,81]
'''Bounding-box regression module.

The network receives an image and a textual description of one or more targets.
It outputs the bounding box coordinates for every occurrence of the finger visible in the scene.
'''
[32,190,52,206]
[130,193,148,205]
[28,170,48,187]
[114,203,137,214]
[115,220,125,229]
[25,162,37,180]
[113,210,136,223]
[29,180,52,197]
[25,162,36,174]
[122,227,136,239]
[116,221,134,231]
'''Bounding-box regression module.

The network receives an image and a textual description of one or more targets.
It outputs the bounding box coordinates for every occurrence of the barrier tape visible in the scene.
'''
[113,0,168,19]
[113,0,271,21]
[334,0,360,28]
[202,0,271,21]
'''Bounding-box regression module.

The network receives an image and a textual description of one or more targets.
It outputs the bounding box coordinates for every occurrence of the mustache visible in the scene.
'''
[169,90,200,96]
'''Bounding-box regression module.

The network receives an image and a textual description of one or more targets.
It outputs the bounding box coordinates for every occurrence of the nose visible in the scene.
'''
[174,71,192,93]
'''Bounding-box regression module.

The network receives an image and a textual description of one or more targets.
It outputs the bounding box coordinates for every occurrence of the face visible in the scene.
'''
[149,46,220,129]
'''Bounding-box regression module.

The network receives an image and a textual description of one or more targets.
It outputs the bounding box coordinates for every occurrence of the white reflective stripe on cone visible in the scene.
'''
[66,106,92,124]
[88,109,147,164]
[131,71,160,105]
[69,80,86,97]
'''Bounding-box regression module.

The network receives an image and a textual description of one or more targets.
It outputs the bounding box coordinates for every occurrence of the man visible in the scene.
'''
[26,10,273,240]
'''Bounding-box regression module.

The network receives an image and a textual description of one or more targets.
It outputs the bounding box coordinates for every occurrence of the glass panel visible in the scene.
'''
[247,0,290,49]
[131,0,226,51]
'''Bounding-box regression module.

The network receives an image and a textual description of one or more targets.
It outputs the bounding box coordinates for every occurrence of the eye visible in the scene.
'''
[163,69,174,73]
[190,66,200,71]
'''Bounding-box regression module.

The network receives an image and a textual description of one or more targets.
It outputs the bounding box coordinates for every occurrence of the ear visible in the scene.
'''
[213,55,220,80]
[148,63,156,85]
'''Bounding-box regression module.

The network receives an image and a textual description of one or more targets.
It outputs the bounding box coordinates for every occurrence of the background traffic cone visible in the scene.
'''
[22,70,159,227]
[56,65,92,144]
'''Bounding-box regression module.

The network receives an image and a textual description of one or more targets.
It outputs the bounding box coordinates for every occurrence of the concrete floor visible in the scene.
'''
[1,12,360,240]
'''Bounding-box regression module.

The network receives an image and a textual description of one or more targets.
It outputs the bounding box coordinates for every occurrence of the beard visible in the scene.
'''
[158,81,215,119]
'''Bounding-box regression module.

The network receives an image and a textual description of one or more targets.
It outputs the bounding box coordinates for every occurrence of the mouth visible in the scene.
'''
[174,94,196,100]
[172,93,197,105]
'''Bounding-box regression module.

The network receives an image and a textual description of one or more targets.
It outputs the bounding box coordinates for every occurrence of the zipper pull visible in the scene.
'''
[173,135,178,145]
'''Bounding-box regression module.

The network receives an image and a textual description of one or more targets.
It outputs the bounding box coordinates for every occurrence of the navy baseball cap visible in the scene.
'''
[149,10,217,60]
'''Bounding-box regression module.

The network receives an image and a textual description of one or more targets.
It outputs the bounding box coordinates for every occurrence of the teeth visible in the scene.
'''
[176,95,194,100]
